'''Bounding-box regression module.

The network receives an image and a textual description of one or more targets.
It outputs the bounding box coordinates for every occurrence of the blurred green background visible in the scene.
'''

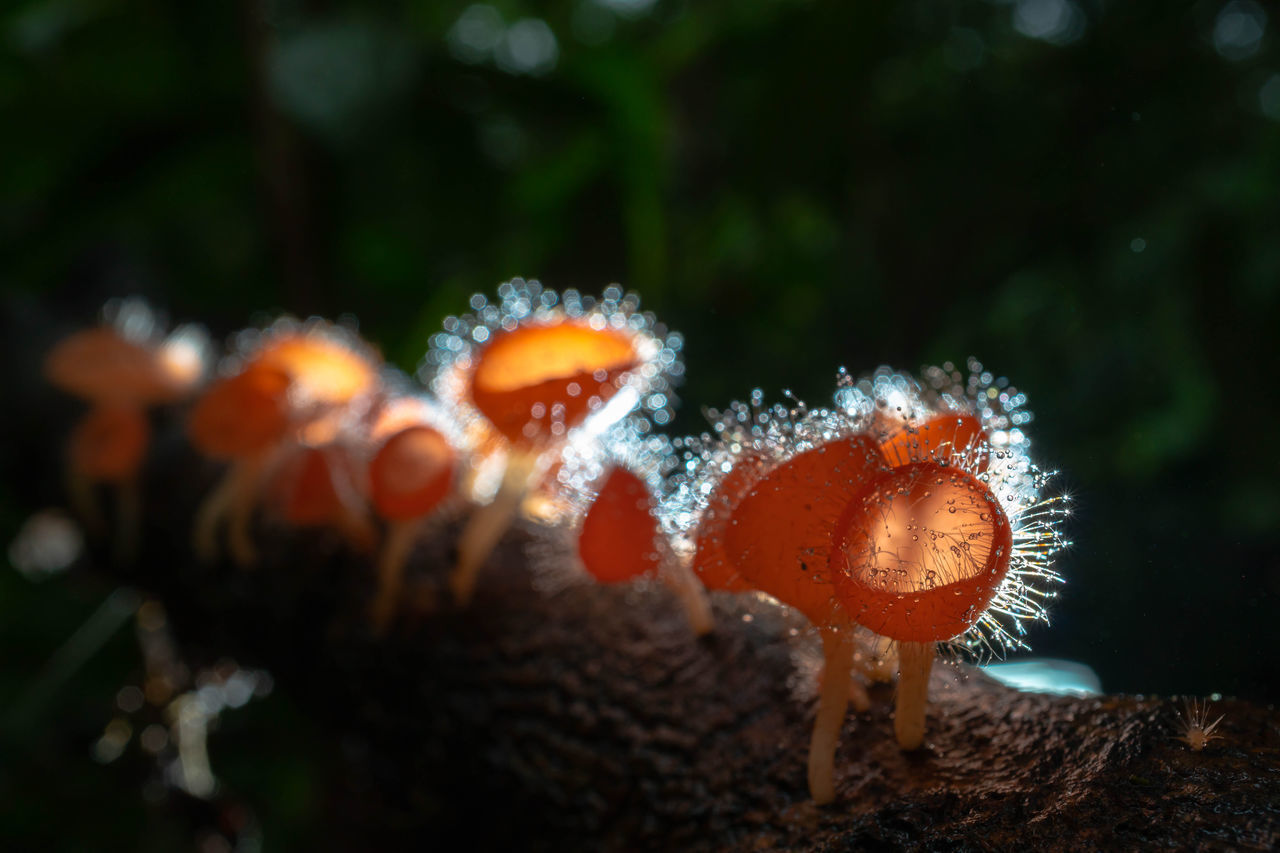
[3,0,1279,847]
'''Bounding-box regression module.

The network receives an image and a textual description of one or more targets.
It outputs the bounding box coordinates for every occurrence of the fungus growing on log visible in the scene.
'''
[531,425,712,633]
[265,443,376,551]
[43,299,207,560]
[188,363,293,565]
[188,320,383,566]
[422,279,681,604]
[577,464,712,634]
[367,406,461,635]
[668,392,894,804]
[831,462,1013,749]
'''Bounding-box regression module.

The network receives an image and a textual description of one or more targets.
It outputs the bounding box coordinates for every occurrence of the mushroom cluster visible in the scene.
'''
[42,286,1068,807]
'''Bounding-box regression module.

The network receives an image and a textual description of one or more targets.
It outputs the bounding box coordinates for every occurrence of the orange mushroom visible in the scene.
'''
[367,422,459,634]
[265,443,376,551]
[577,465,712,635]
[43,301,208,561]
[424,280,680,605]
[188,363,293,565]
[690,450,766,594]
[878,412,986,469]
[187,320,383,566]
[831,462,1013,750]
[710,433,890,805]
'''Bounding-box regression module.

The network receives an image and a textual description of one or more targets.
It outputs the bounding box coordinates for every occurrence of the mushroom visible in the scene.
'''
[830,462,1013,750]
[187,320,383,566]
[43,300,208,560]
[576,463,712,635]
[422,280,681,605]
[714,432,889,805]
[188,363,293,565]
[670,392,894,804]
[677,370,1067,804]
[829,362,1070,755]
[264,442,377,552]
[367,412,460,635]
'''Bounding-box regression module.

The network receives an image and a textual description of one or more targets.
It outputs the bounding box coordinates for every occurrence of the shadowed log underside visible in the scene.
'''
[9,402,1280,851]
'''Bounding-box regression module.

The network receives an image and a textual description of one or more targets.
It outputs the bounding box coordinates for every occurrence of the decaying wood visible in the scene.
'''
[11,406,1280,851]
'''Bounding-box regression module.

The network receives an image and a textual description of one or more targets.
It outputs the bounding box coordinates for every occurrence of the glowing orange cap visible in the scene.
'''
[251,332,380,408]
[879,413,986,469]
[692,451,768,593]
[187,364,292,458]
[720,436,889,624]
[369,426,456,521]
[469,321,640,445]
[45,329,191,405]
[578,466,660,584]
[830,462,1013,643]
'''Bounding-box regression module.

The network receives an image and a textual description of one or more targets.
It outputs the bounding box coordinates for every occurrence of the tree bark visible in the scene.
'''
[8,405,1280,851]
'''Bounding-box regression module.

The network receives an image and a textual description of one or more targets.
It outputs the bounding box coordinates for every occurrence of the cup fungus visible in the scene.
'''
[188,320,383,566]
[666,393,896,804]
[578,464,712,635]
[264,442,376,551]
[830,462,1013,750]
[43,299,208,561]
[665,369,1068,804]
[367,412,460,635]
[829,362,1070,756]
[422,279,681,604]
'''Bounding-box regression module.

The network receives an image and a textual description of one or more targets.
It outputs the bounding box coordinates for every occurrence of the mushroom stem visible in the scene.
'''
[856,635,897,684]
[451,448,541,605]
[194,454,267,566]
[894,640,936,750]
[808,627,855,806]
[658,557,714,636]
[370,518,421,636]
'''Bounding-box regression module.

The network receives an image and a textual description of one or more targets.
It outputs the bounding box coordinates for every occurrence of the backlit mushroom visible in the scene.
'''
[43,299,208,560]
[422,280,681,604]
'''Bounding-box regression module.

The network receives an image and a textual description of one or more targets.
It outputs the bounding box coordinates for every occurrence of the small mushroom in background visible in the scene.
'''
[188,363,293,565]
[187,320,383,567]
[366,399,462,636]
[263,441,377,552]
[545,427,712,635]
[43,299,208,561]
[421,280,682,605]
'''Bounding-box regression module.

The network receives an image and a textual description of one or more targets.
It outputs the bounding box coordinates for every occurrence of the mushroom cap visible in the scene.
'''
[274,448,333,525]
[691,451,768,593]
[879,413,986,469]
[369,425,457,521]
[468,321,641,445]
[44,329,192,405]
[187,364,292,459]
[252,331,380,409]
[719,436,889,624]
[578,466,660,584]
[830,461,1013,643]
[69,403,151,482]
[268,445,363,527]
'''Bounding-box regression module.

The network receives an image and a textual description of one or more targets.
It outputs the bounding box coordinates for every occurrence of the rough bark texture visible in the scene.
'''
[11,407,1280,852]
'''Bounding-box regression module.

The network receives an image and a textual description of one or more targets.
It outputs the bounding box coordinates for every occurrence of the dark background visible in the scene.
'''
[2,0,1278,847]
